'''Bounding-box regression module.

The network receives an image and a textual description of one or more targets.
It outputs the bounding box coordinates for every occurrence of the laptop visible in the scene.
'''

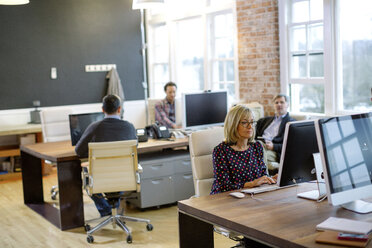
[69,112,104,146]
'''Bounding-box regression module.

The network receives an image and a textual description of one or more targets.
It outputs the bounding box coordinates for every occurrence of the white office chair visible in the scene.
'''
[39,108,72,199]
[83,140,153,244]
[189,127,244,246]
[240,102,264,121]
[40,108,72,142]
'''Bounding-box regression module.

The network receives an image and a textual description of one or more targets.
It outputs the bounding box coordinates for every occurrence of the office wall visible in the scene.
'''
[236,0,280,116]
[0,0,144,110]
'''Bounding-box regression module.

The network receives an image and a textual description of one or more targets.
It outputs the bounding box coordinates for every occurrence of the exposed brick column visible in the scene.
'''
[236,0,280,116]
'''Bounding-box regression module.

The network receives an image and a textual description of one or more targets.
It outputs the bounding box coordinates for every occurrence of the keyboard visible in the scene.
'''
[241,184,296,195]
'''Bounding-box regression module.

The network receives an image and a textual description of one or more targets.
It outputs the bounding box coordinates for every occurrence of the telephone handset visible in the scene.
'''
[145,122,171,139]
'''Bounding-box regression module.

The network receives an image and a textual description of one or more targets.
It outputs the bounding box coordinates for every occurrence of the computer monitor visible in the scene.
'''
[315,112,372,213]
[69,112,104,146]
[277,120,319,187]
[182,91,228,130]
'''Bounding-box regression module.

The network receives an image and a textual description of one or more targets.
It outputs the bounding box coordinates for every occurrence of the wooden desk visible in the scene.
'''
[178,183,372,248]
[0,124,42,157]
[20,138,189,231]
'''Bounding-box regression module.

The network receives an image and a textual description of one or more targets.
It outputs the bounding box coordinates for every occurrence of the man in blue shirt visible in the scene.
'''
[255,94,296,172]
[75,94,137,217]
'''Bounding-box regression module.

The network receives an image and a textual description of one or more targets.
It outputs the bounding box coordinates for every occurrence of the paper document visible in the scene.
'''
[316,217,372,235]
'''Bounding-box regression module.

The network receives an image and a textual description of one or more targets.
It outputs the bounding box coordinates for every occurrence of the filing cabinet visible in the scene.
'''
[128,149,194,209]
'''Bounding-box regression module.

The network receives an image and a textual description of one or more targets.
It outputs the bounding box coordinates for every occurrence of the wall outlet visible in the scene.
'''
[51,67,57,79]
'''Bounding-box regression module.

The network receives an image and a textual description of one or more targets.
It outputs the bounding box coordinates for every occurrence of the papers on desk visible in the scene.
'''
[316,217,372,235]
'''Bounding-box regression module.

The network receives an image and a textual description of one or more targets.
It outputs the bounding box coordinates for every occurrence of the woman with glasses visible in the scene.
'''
[210,104,276,194]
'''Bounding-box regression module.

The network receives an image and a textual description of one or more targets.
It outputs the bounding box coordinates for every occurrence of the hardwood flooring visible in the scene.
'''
[0,172,236,247]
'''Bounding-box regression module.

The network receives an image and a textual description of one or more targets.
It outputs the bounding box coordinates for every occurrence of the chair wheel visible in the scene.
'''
[126,235,132,243]
[146,224,153,231]
[87,235,94,243]
[84,224,91,232]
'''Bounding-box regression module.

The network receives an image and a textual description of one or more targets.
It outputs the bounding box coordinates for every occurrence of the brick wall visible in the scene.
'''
[236,0,280,116]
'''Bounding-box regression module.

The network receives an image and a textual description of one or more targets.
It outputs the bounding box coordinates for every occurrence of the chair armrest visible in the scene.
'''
[135,163,143,192]
[82,167,93,195]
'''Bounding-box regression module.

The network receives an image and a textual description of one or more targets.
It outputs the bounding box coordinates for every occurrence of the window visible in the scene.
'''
[337,0,372,112]
[146,0,237,101]
[280,0,372,115]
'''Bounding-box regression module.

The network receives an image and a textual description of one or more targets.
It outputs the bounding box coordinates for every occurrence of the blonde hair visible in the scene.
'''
[224,104,256,145]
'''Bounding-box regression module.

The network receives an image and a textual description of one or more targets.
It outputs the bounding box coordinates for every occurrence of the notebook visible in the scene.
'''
[316,217,372,235]
[316,231,370,247]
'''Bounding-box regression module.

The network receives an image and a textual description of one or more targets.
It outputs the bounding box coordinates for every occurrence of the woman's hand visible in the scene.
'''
[244,176,276,188]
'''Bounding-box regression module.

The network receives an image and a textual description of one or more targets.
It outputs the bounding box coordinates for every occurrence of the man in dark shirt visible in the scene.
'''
[255,94,296,172]
[75,94,137,217]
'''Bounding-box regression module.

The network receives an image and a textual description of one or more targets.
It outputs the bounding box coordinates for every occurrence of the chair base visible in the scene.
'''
[85,208,153,244]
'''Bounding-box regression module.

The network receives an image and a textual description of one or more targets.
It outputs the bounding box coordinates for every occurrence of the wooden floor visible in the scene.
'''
[0,172,236,248]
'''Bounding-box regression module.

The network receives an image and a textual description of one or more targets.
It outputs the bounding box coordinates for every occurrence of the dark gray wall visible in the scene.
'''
[0,0,144,110]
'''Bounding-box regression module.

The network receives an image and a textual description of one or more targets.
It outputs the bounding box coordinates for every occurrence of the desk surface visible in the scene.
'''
[20,138,189,163]
[0,124,42,136]
[178,183,372,248]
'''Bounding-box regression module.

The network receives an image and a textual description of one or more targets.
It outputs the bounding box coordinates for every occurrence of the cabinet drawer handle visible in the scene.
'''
[150,164,163,170]
[183,174,192,179]
[151,178,164,184]
[182,161,191,166]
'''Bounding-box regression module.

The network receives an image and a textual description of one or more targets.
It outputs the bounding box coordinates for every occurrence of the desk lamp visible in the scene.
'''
[29,100,41,124]
[132,0,164,125]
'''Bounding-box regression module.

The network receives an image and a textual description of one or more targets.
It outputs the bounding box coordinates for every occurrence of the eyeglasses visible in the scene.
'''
[239,120,257,128]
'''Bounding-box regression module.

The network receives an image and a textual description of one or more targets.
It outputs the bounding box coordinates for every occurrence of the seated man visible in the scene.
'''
[154,81,178,129]
[255,94,296,173]
[75,94,137,217]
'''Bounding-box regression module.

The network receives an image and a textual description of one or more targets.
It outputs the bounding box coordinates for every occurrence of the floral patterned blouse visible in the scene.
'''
[210,141,267,194]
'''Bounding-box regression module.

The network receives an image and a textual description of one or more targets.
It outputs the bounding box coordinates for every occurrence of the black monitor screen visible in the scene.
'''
[317,113,372,194]
[279,120,319,187]
[182,91,227,130]
[69,112,104,146]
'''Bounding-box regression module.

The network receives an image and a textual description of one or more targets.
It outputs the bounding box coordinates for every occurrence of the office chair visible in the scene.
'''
[39,108,72,200]
[83,140,153,244]
[189,127,245,247]
[240,102,264,121]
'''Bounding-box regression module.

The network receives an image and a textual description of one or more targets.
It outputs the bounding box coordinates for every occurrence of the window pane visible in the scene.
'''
[309,53,324,77]
[310,0,323,21]
[226,60,234,81]
[154,64,169,83]
[292,0,309,23]
[176,18,204,93]
[339,0,372,111]
[153,25,168,63]
[290,84,324,113]
[290,25,306,51]
[291,54,306,78]
[215,38,232,58]
[309,23,323,50]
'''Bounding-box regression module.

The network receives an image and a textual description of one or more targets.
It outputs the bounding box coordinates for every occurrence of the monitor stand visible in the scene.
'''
[297,153,326,201]
[297,190,325,201]
[342,200,372,214]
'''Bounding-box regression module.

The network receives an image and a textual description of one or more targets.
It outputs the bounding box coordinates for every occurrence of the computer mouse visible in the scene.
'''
[229,192,245,199]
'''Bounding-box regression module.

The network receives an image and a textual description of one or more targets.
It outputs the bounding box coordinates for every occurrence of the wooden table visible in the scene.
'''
[20,138,189,231]
[178,183,372,248]
[0,124,42,157]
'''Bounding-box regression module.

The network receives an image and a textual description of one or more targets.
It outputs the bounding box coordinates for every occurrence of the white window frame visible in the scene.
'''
[146,0,239,101]
[280,0,372,116]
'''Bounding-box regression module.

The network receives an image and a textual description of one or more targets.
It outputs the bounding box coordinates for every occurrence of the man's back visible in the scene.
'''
[75,118,136,158]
